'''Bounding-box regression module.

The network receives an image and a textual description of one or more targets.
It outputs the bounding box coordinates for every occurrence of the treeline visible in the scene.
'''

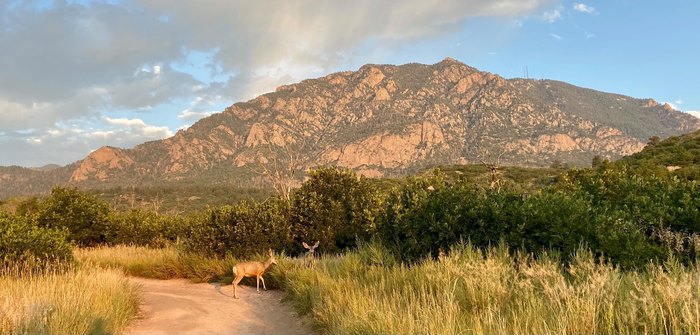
[2,163,700,270]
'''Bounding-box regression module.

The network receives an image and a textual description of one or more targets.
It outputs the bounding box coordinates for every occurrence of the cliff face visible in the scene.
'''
[2,58,699,196]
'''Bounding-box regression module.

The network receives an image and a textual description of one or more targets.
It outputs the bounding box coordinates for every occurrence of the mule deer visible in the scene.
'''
[231,249,277,299]
[302,241,319,266]
[438,248,447,263]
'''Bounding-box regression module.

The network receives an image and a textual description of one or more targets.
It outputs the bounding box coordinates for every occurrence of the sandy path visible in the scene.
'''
[125,277,312,335]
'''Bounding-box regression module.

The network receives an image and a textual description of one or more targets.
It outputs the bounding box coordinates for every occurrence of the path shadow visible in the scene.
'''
[210,281,234,298]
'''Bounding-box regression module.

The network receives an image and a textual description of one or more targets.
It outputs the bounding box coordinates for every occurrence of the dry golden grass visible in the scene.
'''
[0,265,139,335]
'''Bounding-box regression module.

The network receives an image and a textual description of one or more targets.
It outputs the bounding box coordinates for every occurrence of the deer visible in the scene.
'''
[231,249,277,299]
[438,248,447,263]
[302,241,320,267]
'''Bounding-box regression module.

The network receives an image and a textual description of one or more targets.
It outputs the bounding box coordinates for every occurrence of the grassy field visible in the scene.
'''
[76,244,700,335]
[0,264,139,335]
[282,244,700,334]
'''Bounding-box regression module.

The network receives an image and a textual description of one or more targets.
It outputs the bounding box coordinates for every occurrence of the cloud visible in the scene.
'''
[104,117,173,138]
[178,110,213,120]
[686,111,700,119]
[549,33,563,40]
[127,0,554,99]
[0,118,174,166]
[573,3,597,14]
[542,9,562,23]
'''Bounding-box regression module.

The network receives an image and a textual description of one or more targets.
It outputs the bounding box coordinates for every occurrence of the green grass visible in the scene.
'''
[281,243,700,335]
[0,264,139,335]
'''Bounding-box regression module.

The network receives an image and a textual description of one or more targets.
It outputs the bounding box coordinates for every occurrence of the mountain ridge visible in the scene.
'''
[1,57,698,197]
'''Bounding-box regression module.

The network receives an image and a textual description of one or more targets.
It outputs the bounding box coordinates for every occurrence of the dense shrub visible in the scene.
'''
[34,187,111,247]
[184,198,293,257]
[290,167,382,254]
[0,213,73,265]
[105,209,188,247]
[376,169,678,268]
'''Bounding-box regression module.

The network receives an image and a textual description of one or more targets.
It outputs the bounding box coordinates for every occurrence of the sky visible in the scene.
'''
[0,0,698,167]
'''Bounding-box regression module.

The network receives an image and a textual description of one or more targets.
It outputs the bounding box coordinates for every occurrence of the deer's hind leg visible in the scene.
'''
[232,274,244,299]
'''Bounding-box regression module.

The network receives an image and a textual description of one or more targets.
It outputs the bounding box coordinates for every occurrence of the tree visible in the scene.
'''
[290,167,381,254]
[252,137,306,201]
[648,136,661,147]
[35,187,111,246]
[476,147,506,191]
[591,155,604,168]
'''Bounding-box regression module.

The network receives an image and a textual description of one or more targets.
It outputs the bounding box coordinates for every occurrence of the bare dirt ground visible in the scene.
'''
[125,277,313,335]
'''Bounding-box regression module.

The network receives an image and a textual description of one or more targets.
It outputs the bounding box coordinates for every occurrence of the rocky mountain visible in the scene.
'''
[2,58,699,197]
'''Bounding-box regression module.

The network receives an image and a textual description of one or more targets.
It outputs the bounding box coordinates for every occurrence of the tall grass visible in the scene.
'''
[75,245,286,287]
[280,243,700,335]
[0,264,139,335]
[74,244,700,334]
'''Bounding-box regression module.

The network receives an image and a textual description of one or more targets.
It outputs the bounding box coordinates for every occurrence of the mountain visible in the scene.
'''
[1,58,699,197]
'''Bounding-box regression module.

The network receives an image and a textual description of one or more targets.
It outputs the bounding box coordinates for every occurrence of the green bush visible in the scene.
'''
[290,167,382,254]
[184,198,292,257]
[376,170,676,268]
[34,187,111,247]
[0,213,73,265]
[105,209,187,247]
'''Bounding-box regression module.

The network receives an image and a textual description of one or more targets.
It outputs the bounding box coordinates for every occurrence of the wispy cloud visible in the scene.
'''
[573,3,597,14]
[542,9,562,23]
[549,33,563,40]
[178,109,213,120]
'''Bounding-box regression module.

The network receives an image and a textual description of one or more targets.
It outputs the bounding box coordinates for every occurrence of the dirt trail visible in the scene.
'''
[125,277,312,335]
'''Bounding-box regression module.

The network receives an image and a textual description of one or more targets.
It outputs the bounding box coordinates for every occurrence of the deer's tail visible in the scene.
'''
[232,266,237,276]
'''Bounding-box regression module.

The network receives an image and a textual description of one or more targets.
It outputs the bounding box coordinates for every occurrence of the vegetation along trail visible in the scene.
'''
[125,277,311,335]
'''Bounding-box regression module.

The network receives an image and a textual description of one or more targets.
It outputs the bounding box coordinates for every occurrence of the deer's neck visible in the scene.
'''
[263,258,273,270]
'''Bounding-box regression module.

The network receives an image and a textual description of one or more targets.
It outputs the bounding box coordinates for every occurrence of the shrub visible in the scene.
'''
[290,167,382,254]
[184,198,292,257]
[105,209,187,247]
[34,187,111,247]
[0,213,73,265]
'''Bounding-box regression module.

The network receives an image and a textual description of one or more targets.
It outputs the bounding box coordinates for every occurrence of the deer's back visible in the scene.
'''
[235,261,264,276]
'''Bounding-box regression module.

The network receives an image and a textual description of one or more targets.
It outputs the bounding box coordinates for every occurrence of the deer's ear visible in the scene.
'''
[313,241,320,249]
[303,242,310,249]
[268,249,273,255]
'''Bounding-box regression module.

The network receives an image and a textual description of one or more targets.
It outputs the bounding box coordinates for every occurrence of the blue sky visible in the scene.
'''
[0,0,698,166]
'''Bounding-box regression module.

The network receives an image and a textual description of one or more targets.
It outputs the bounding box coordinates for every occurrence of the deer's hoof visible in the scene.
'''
[234,296,239,299]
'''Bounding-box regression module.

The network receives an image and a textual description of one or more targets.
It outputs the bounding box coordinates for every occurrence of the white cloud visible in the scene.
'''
[105,117,173,138]
[686,111,700,119]
[664,101,680,110]
[586,32,595,38]
[542,9,562,23]
[178,109,213,120]
[573,3,597,14]
[549,33,563,40]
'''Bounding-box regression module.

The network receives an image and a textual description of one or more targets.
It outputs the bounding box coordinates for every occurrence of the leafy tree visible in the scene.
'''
[290,167,382,254]
[34,187,111,247]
